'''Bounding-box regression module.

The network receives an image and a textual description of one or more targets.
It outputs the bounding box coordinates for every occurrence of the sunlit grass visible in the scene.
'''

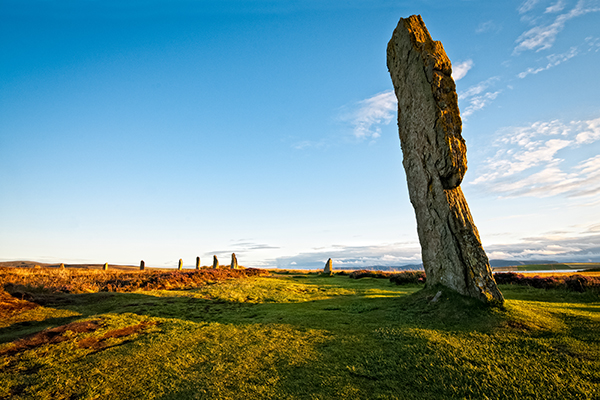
[1,271,599,399]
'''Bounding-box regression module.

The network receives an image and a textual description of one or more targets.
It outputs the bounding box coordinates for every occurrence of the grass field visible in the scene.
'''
[1,268,599,399]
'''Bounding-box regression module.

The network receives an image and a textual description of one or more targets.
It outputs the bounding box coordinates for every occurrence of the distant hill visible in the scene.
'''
[330,260,560,271]
[489,259,558,268]
[0,260,139,270]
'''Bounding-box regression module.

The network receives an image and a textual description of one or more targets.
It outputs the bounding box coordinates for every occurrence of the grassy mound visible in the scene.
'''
[1,270,599,399]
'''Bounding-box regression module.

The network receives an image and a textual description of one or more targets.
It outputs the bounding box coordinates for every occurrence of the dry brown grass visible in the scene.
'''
[0,289,39,319]
[77,321,157,351]
[0,266,270,296]
[0,319,158,357]
[0,320,102,357]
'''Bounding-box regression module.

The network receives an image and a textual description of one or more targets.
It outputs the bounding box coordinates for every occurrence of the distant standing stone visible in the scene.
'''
[196,256,201,270]
[103,263,108,271]
[213,255,219,269]
[140,260,145,271]
[178,259,183,270]
[60,263,65,269]
[231,253,238,269]
[324,258,333,275]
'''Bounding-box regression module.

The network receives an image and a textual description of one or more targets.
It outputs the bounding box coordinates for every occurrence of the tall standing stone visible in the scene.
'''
[60,263,65,269]
[213,255,219,269]
[196,256,201,270]
[231,253,238,269]
[103,263,108,271]
[387,15,503,303]
[178,259,183,270]
[140,260,145,271]
[323,258,333,275]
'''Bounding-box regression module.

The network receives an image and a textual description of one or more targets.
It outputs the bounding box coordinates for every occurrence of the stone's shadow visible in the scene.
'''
[0,316,83,344]
[2,282,599,400]
[3,280,598,345]
[2,285,499,344]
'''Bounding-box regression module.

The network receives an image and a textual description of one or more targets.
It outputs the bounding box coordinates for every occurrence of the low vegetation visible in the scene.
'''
[1,266,599,399]
[494,272,600,293]
[0,267,267,295]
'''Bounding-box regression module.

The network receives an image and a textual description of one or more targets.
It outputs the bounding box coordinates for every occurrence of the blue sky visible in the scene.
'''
[1,0,599,268]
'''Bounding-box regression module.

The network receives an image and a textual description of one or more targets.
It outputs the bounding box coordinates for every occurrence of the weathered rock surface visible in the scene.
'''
[213,255,219,269]
[231,253,238,269]
[387,15,503,303]
[324,258,333,275]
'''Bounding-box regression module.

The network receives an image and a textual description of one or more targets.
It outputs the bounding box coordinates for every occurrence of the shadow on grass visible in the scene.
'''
[2,277,600,400]
[2,281,529,343]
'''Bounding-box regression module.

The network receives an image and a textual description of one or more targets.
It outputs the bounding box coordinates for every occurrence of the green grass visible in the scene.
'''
[1,274,599,399]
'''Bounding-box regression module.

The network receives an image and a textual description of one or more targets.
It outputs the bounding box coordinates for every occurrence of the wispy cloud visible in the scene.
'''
[339,90,397,140]
[514,0,600,54]
[517,46,578,77]
[486,226,600,262]
[545,0,567,13]
[206,240,280,260]
[575,117,600,143]
[274,242,421,269]
[458,77,501,117]
[470,117,600,197]
[452,59,474,80]
[585,36,600,52]
[274,226,600,267]
[292,139,329,150]
[476,20,501,34]
[519,0,542,14]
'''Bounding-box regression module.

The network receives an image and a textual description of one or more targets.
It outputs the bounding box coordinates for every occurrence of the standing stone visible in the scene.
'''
[387,15,503,303]
[196,256,201,270]
[213,255,219,269]
[178,259,183,270]
[60,263,65,269]
[140,260,145,271]
[323,258,333,275]
[103,263,108,271]
[231,253,238,269]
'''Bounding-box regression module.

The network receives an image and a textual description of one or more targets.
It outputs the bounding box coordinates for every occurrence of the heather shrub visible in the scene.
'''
[389,271,426,285]
[349,270,393,279]
[493,272,600,293]
[0,267,269,296]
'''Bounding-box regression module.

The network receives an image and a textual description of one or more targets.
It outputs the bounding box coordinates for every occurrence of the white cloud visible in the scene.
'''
[273,227,600,268]
[586,36,600,52]
[575,117,600,143]
[452,59,474,80]
[462,91,501,118]
[458,77,502,118]
[514,0,600,54]
[475,20,502,33]
[275,242,422,269]
[517,46,578,78]
[470,117,600,198]
[545,0,566,13]
[206,240,280,258]
[476,20,501,34]
[459,77,499,99]
[519,0,541,14]
[340,90,397,140]
[292,139,329,150]
[486,228,600,262]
